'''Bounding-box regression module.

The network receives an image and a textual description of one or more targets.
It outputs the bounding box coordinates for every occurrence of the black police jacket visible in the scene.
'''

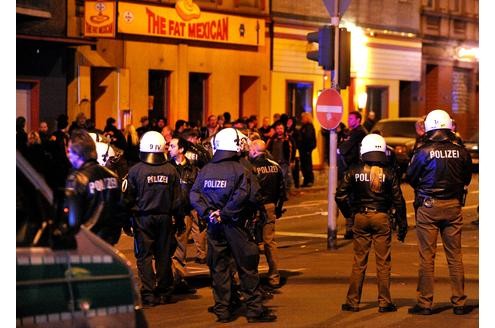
[338,125,368,167]
[124,160,184,218]
[171,157,199,212]
[406,130,472,201]
[65,159,128,245]
[185,142,212,169]
[335,161,407,228]
[190,150,261,223]
[249,154,286,206]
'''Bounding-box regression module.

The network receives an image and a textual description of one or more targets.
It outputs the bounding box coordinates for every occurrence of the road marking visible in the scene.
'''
[276,231,333,239]
[279,212,327,220]
[284,201,327,209]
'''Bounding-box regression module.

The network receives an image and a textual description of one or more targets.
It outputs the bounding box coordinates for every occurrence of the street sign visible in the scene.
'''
[322,0,351,17]
[316,88,343,130]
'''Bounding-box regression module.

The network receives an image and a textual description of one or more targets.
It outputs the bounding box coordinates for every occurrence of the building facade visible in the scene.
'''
[418,0,478,140]
[16,0,478,166]
[271,0,422,167]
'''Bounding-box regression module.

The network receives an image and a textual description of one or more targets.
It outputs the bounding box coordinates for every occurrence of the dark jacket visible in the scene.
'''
[406,130,472,201]
[171,158,199,213]
[249,154,285,206]
[335,161,407,229]
[299,122,317,153]
[47,130,72,190]
[185,142,212,169]
[125,160,184,218]
[338,125,368,168]
[65,159,127,245]
[190,150,260,223]
[266,134,295,164]
[103,125,127,152]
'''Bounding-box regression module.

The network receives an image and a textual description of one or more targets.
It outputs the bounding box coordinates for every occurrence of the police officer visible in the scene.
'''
[124,131,184,307]
[336,134,408,313]
[190,128,277,323]
[337,111,368,239]
[64,129,127,246]
[248,139,285,288]
[406,109,472,315]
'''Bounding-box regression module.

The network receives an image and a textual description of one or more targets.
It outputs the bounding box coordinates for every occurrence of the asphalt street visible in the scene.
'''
[115,171,479,327]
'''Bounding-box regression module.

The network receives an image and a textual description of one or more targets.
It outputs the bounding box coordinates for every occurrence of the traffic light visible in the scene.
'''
[306,26,351,88]
[306,25,335,71]
[338,28,351,89]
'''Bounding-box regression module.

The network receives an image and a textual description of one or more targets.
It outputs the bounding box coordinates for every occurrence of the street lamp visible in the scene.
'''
[357,92,367,113]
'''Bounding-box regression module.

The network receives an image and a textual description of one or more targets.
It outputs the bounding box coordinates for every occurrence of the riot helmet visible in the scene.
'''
[95,141,115,166]
[360,133,387,163]
[211,128,245,154]
[139,131,167,164]
[424,109,453,132]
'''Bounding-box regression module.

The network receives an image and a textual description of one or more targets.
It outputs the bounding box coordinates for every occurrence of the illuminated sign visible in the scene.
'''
[84,1,116,38]
[118,2,265,46]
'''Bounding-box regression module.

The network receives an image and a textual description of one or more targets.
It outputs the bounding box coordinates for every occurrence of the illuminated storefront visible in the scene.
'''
[69,0,270,130]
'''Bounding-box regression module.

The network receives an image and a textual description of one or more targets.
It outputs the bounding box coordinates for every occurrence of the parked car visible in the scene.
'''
[16,151,147,328]
[370,117,420,176]
[464,131,479,173]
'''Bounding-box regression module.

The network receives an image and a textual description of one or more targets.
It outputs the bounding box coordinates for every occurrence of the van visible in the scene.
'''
[16,151,147,327]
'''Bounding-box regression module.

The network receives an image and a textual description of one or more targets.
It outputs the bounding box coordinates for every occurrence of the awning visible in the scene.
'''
[17,34,97,46]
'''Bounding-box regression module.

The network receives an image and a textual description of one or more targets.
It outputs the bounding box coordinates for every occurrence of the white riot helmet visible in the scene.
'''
[360,134,387,163]
[211,128,245,154]
[139,131,166,164]
[424,109,453,132]
[95,141,115,166]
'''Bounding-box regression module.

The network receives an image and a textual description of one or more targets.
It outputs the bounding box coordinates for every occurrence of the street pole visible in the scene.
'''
[327,0,340,250]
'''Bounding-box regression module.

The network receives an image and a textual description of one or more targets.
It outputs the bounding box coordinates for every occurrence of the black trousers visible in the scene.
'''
[133,214,176,301]
[207,221,264,318]
[300,150,314,185]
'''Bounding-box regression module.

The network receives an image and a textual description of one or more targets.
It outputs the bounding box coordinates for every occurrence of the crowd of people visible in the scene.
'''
[16,106,473,321]
[16,111,318,323]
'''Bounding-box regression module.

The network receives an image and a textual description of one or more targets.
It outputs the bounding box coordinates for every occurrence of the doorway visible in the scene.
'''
[287,81,314,119]
[149,70,171,121]
[189,73,209,126]
[366,86,389,120]
[16,81,40,132]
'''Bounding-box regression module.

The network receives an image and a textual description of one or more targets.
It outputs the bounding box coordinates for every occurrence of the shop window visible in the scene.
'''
[286,82,313,119]
[189,73,209,127]
[148,70,170,122]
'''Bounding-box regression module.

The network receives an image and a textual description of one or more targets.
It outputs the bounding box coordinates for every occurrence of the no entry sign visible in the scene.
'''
[316,88,343,130]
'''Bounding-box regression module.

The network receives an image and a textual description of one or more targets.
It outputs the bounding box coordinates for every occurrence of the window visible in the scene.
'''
[452,68,471,114]
[451,0,460,12]
[424,0,435,9]
[426,16,441,31]
[453,19,466,35]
